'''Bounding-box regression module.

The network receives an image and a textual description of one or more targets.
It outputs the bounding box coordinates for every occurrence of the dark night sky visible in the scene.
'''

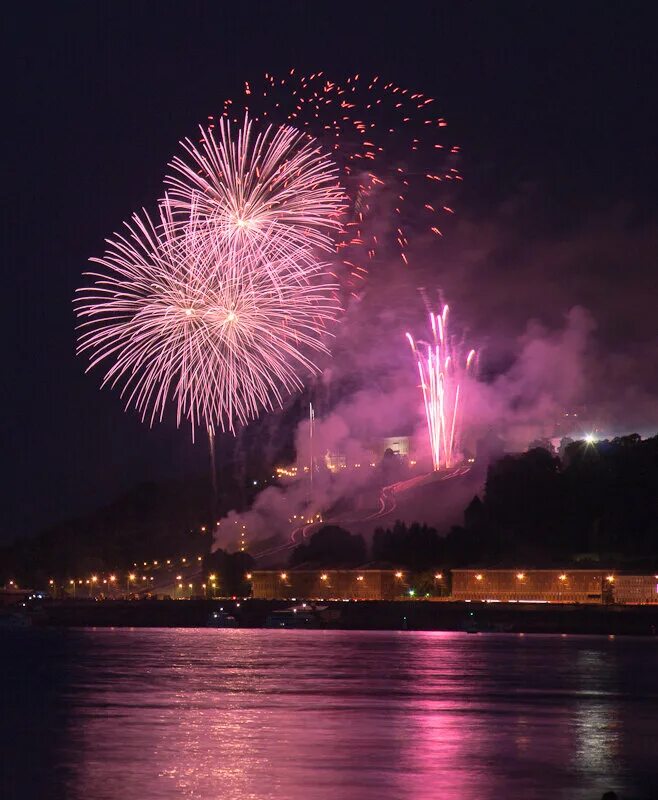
[2,1,657,543]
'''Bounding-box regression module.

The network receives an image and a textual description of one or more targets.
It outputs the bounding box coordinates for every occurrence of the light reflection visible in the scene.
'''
[47,630,650,800]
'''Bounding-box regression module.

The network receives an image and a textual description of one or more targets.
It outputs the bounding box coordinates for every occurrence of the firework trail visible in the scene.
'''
[406,305,476,471]
[165,114,346,264]
[215,70,461,292]
[75,204,340,436]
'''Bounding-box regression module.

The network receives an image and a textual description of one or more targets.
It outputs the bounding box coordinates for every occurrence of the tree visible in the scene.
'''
[289,525,366,567]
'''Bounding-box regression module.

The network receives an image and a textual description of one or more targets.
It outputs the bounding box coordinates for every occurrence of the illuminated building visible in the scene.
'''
[251,568,405,601]
[612,575,658,604]
[451,569,658,604]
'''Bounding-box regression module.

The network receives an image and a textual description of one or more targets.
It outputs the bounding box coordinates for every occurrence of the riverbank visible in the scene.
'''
[17,598,658,635]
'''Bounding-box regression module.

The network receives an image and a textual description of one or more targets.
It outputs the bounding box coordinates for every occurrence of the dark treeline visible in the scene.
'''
[461,434,658,568]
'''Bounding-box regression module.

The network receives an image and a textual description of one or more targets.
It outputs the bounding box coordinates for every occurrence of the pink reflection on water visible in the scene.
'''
[58,630,649,800]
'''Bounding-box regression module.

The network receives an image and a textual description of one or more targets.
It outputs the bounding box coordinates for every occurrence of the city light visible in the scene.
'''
[320,574,328,581]
[395,571,403,579]
[434,573,443,580]
[516,572,525,580]
[606,575,615,583]
[280,573,288,580]
[245,573,252,580]
[475,574,483,581]
[559,574,567,581]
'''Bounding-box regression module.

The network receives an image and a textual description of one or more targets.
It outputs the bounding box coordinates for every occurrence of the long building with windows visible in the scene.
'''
[251,568,407,601]
[450,569,658,604]
[250,568,658,604]
[451,569,610,603]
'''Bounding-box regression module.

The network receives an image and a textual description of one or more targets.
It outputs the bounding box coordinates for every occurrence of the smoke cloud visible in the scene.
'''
[214,194,658,554]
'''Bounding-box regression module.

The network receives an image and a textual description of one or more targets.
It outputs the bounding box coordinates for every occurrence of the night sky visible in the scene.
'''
[3,1,657,543]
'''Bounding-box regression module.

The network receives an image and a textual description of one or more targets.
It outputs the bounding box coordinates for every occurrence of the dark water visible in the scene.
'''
[1,629,656,800]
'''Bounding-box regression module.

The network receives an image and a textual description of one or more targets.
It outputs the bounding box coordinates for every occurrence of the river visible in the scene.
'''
[1,629,656,799]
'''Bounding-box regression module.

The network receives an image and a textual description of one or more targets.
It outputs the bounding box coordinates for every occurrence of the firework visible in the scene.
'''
[75,205,340,435]
[215,71,461,291]
[406,305,476,471]
[165,114,346,264]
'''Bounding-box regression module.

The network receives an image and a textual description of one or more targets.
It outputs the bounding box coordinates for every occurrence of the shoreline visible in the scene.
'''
[14,598,658,636]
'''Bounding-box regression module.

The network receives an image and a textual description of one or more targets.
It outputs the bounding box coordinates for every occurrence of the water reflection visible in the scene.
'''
[1,630,656,800]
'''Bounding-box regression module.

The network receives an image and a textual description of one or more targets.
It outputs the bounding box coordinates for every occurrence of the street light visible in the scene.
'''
[127,573,136,595]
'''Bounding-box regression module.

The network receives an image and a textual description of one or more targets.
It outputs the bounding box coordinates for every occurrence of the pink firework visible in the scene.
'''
[406,305,476,471]
[75,205,340,436]
[165,114,346,264]
[215,71,461,293]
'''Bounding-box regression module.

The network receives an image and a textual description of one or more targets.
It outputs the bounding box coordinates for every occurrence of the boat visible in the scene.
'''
[265,603,327,629]
[207,609,238,628]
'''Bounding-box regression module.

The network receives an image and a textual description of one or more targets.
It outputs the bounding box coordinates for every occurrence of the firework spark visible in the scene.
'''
[215,71,461,291]
[75,205,340,435]
[165,115,346,264]
[406,305,476,471]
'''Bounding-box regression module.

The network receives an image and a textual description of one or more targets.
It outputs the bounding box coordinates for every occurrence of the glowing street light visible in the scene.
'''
[516,572,525,581]
[475,574,483,581]
[395,571,403,579]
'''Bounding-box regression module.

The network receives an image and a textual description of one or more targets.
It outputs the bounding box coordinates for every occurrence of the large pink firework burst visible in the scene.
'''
[75,205,340,436]
[165,114,346,265]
